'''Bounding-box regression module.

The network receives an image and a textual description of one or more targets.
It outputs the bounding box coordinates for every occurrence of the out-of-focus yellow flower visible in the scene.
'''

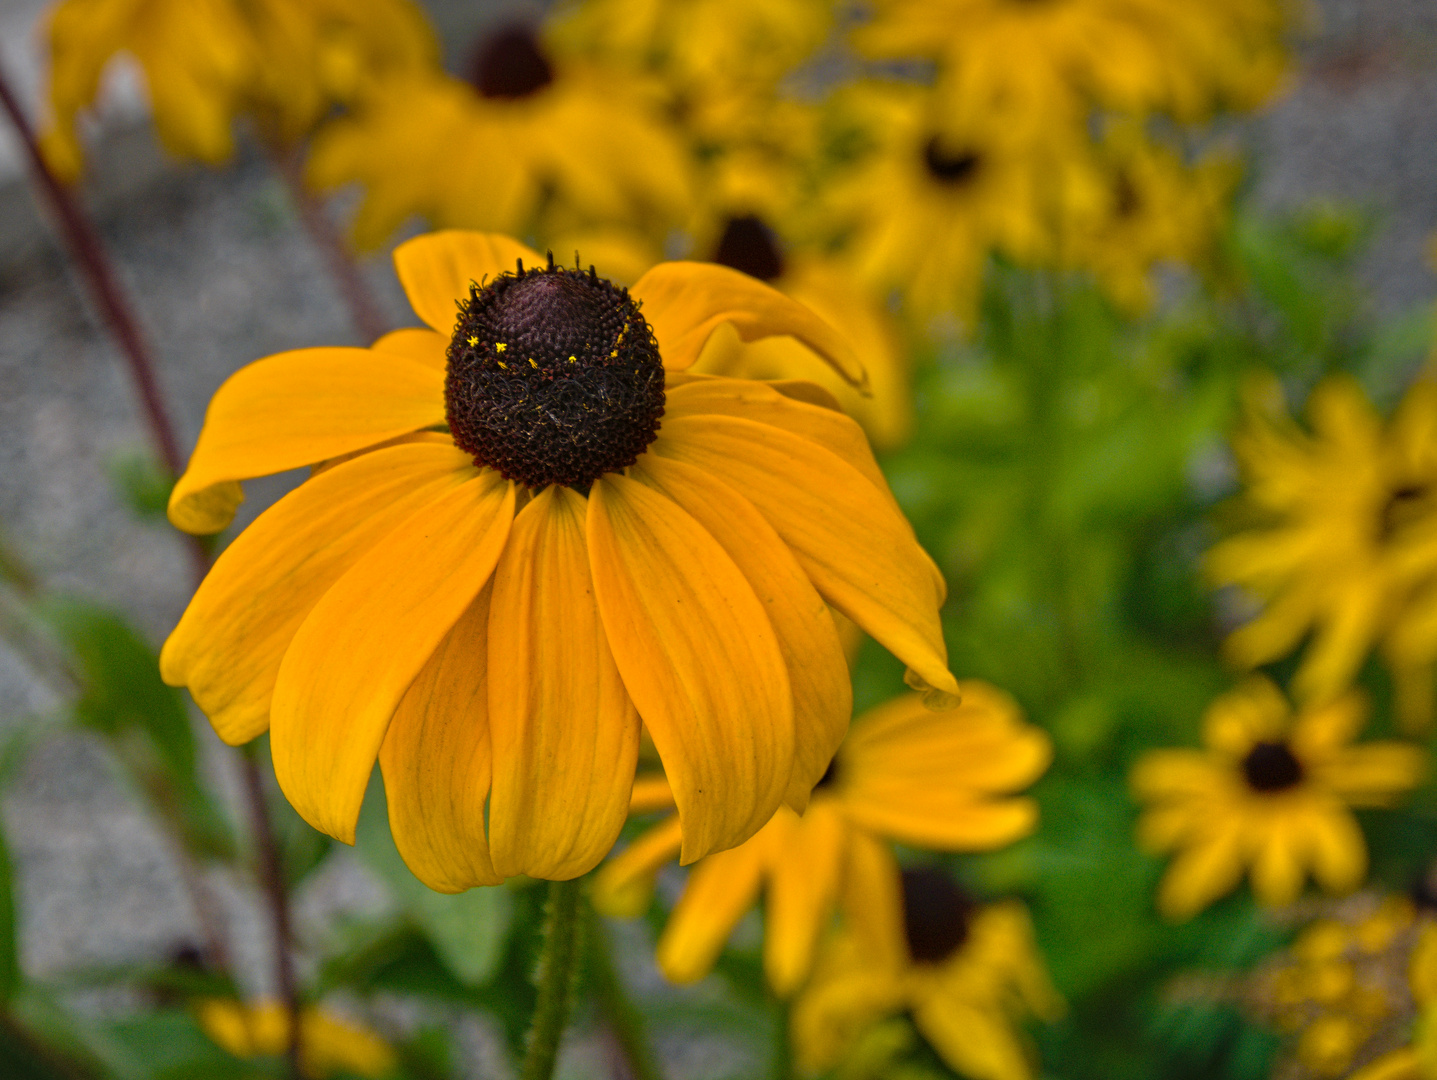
[40,0,435,180]
[196,998,395,1078]
[689,214,912,449]
[1255,896,1420,1077]
[1131,677,1426,921]
[1349,925,1437,1080]
[792,855,1061,1080]
[854,0,1289,143]
[305,24,692,251]
[1206,375,1437,728]
[823,81,1068,327]
[1060,128,1238,314]
[594,683,1050,995]
[161,230,953,884]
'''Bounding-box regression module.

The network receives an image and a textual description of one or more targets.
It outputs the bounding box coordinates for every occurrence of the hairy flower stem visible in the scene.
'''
[522,878,585,1080]
[587,911,664,1080]
[240,743,302,1080]
[265,144,388,344]
[0,62,209,586]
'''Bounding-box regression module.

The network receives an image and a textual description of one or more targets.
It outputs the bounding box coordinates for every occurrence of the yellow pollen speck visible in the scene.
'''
[497,360,508,369]
[495,343,507,352]
[467,335,479,347]
[529,358,539,368]
[610,349,619,357]
[569,355,577,363]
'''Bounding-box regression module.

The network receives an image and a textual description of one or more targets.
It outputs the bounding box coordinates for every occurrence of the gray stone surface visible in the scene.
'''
[0,0,1433,1071]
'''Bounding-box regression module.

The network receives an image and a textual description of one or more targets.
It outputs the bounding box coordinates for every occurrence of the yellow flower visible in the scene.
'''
[690,214,912,450]
[853,0,1289,141]
[1131,676,1426,920]
[160,230,956,886]
[823,81,1061,326]
[792,852,1061,1080]
[196,998,395,1078]
[1060,127,1237,314]
[40,0,435,180]
[594,682,1050,995]
[1206,375,1437,723]
[305,24,691,252]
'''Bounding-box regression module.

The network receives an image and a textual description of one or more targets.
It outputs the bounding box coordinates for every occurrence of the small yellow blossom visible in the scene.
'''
[1131,677,1426,920]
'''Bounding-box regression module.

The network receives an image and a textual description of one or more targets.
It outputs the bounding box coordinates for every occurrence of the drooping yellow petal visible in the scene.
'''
[765,802,848,997]
[487,487,640,879]
[592,815,684,919]
[840,830,908,970]
[371,327,448,369]
[913,997,1032,1080]
[656,836,768,984]
[845,792,1039,851]
[1249,811,1305,906]
[654,415,956,702]
[1303,806,1367,895]
[588,474,795,863]
[162,440,475,744]
[168,348,446,534]
[1157,825,1247,920]
[633,456,849,808]
[378,583,502,892]
[631,261,864,386]
[271,471,515,843]
[393,230,544,334]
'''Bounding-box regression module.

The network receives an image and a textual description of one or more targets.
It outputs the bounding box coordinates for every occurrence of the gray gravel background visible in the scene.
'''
[0,0,1435,1073]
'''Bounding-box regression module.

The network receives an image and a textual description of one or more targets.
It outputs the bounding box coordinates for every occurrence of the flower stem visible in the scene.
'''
[265,143,388,344]
[239,743,303,1080]
[587,911,664,1080]
[521,878,585,1080]
[0,61,208,586]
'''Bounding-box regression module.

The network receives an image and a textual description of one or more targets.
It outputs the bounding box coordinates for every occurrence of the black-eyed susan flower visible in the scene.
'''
[197,998,395,1077]
[691,213,913,450]
[305,23,691,252]
[1131,677,1426,921]
[853,0,1288,142]
[792,855,1061,1080]
[40,0,435,180]
[1207,375,1437,726]
[823,81,1058,326]
[1254,895,1422,1078]
[594,683,1050,994]
[161,230,956,887]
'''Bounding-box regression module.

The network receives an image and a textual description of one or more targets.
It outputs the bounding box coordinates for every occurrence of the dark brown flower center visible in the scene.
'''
[470,23,554,100]
[712,215,785,282]
[923,137,982,186]
[813,756,841,791]
[1242,741,1304,792]
[1114,171,1141,218]
[902,867,977,965]
[445,255,665,490]
[1380,484,1432,541]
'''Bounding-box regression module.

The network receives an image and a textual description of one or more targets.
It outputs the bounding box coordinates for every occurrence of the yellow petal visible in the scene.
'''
[271,471,515,843]
[1314,744,1428,805]
[487,487,640,879]
[840,831,907,970]
[845,792,1039,851]
[371,327,448,369]
[588,474,795,863]
[378,584,503,892]
[633,456,849,808]
[393,230,545,334]
[631,261,865,386]
[1250,812,1306,907]
[654,415,956,700]
[1303,806,1367,895]
[1157,826,1247,921]
[656,833,769,984]
[913,997,1031,1080]
[169,348,446,534]
[765,802,848,997]
[591,815,684,919]
[162,440,475,745]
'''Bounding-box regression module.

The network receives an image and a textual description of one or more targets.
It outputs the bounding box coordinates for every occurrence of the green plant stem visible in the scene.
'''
[521,878,585,1080]
[587,911,663,1080]
[770,997,792,1080]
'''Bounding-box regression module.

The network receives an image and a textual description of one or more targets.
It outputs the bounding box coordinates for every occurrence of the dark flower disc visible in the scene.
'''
[470,23,554,100]
[1242,740,1304,792]
[923,136,982,186]
[713,214,785,282]
[901,866,977,965]
[445,257,665,490]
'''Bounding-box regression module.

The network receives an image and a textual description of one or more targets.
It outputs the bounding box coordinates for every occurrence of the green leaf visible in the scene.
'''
[37,599,234,860]
[107,452,177,522]
[353,778,512,986]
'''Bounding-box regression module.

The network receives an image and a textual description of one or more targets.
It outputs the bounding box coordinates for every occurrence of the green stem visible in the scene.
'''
[587,911,664,1080]
[521,878,585,1080]
[770,997,792,1080]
